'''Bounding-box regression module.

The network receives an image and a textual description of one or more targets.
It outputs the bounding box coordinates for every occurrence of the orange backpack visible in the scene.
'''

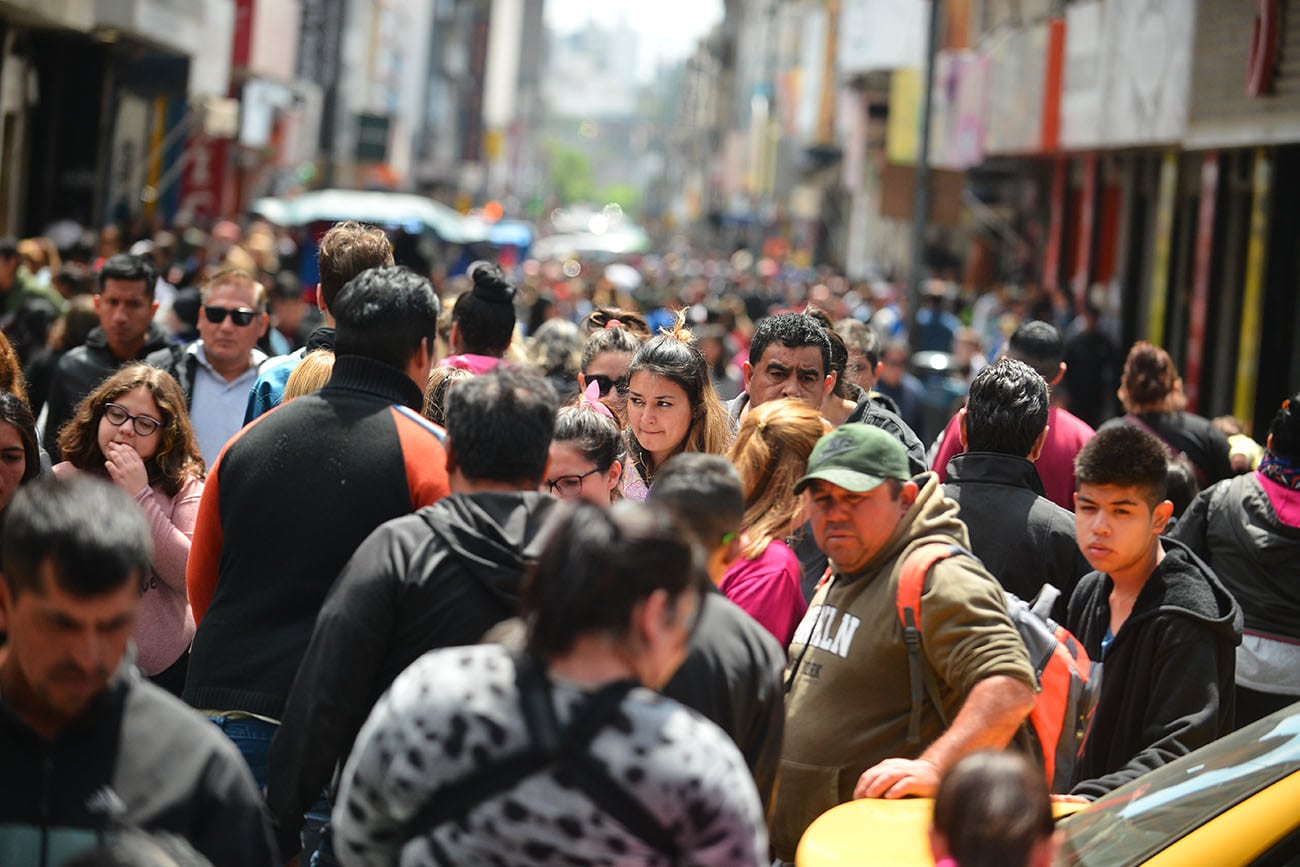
[895,542,1100,792]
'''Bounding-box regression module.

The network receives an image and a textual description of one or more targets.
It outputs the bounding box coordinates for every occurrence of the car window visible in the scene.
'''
[1057,712,1300,865]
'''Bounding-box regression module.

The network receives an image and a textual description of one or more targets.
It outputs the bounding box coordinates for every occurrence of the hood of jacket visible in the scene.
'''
[1226,473,1300,569]
[1124,537,1242,644]
[418,491,559,610]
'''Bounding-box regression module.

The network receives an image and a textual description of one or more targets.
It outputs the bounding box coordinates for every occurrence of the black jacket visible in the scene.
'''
[726,389,927,476]
[266,491,559,844]
[1067,539,1242,799]
[0,665,277,866]
[662,586,786,810]
[41,323,177,459]
[943,451,1089,621]
[1100,411,1234,486]
[844,389,928,476]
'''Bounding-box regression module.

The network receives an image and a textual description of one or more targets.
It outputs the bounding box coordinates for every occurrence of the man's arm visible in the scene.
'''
[186,462,224,625]
[853,674,1036,798]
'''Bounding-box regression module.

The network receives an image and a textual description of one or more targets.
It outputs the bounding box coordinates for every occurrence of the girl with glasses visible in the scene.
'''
[53,363,205,696]
[543,399,624,506]
[578,323,644,421]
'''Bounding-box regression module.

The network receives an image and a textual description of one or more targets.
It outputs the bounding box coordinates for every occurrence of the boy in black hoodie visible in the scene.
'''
[1067,425,1241,800]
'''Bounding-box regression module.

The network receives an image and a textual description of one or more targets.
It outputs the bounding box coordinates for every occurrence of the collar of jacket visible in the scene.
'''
[323,354,424,411]
[944,450,1046,496]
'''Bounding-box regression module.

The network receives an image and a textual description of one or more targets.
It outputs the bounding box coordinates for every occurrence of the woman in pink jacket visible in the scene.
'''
[54,363,205,695]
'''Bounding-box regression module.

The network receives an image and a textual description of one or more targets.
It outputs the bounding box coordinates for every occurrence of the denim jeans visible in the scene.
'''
[209,715,333,859]
[208,715,278,791]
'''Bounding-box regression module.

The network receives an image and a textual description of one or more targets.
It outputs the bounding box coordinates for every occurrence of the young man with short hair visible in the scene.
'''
[1067,425,1241,800]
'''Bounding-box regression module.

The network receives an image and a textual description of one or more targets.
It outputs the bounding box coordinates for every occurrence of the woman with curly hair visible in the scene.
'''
[621,311,731,500]
[54,363,206,695]
[723,398,821,644]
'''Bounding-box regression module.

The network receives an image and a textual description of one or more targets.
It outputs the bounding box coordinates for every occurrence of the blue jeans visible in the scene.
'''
[209,715,277,791]
[209,716,333,858]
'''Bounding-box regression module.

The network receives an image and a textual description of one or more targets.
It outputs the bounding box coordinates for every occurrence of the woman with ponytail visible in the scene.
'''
[722,398,821,644]
[621,311,731,500]
[443,261,518,374]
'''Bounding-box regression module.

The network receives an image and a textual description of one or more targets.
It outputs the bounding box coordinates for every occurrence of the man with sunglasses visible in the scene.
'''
[148,268,270,466]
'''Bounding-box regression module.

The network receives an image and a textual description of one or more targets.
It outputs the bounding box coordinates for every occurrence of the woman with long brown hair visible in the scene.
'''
[54,363,205,695]
[621,311,731,500]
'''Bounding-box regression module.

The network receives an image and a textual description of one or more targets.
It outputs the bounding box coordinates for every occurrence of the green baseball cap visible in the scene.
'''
[794,424,910,494]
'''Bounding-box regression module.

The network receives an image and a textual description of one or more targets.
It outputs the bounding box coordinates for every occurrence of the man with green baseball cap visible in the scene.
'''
[770,424,1038,862]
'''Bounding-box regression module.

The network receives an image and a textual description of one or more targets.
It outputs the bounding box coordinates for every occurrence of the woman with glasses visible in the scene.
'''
[543,398,624,506]
[723,398,819,645]
[53,363,205,696]
[577,323,644,420]
[332,501,767,866]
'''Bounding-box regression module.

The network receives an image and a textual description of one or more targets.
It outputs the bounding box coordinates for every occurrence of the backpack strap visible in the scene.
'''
[399,655,677,861]
[895,543,964,746]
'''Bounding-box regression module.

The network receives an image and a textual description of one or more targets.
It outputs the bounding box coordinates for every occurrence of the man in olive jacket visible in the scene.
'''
[771,425,1037,860]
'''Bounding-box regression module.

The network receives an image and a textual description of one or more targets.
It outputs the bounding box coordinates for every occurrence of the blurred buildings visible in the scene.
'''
[0,0,546,232]
[666,0,1300,436]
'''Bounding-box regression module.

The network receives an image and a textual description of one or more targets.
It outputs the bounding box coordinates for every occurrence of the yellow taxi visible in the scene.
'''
[796,702,1300,866]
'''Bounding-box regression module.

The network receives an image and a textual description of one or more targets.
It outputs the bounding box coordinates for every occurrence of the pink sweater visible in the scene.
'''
[720,537,807,646]
[53,463,204,675]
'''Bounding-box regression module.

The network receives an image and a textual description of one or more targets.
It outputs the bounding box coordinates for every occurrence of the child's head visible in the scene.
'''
[1073,426,1174,574]
[930,752,1056,867]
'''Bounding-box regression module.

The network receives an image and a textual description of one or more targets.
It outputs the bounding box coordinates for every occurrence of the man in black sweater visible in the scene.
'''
[266,364,559,862]
[183,267,451,810]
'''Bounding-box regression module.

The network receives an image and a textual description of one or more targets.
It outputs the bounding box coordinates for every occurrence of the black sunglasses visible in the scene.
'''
[587,373,628,396]
[203,306,258,326]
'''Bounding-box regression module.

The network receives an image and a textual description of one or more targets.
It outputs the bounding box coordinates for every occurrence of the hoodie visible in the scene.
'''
[1067,538,1242,799]
[0,663,277,867]
[266,491,559,847]
[770,473,1036,859]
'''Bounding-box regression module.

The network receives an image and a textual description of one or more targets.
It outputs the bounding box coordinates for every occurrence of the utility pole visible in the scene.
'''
[908,0,943,343]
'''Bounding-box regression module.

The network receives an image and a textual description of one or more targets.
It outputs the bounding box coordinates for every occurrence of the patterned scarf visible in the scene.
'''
[1259,451,1300,491]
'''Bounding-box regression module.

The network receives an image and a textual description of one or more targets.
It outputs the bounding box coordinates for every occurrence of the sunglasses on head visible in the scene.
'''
[587,373,628,396]
[203,306,258,326]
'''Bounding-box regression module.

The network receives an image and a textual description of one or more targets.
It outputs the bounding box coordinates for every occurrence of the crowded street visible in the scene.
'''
[0,1,1299,866]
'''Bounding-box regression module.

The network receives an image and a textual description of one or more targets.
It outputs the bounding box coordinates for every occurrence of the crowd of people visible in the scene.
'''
[0,215,1294,867]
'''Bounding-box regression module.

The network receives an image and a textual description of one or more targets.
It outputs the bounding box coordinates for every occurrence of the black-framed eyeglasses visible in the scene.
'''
[103,403,162,436]
[546,467,602,497]
[203,306,258,326]
[587,374,628,396]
